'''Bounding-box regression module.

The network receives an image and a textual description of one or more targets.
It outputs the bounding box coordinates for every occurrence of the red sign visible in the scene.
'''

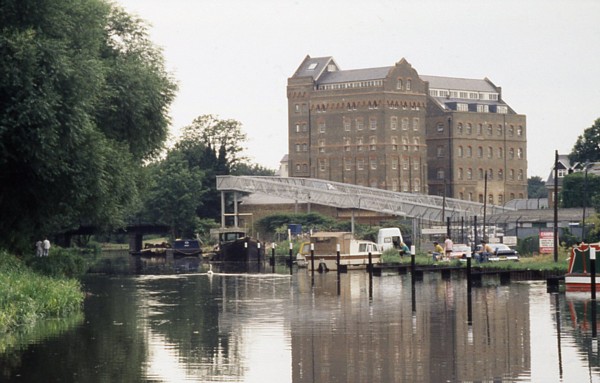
[539,230,556,254]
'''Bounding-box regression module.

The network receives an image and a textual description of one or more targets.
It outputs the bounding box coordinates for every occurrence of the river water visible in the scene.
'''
[1,265,600,383]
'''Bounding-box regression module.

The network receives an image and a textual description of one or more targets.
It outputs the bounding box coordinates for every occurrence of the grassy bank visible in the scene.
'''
[381,248,571,274]
[0,250,84,333]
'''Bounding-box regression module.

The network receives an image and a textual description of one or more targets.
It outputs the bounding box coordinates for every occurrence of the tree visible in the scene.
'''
[527,176,548,198]
[569,118,600,164]
[0,1,176,252]
[142,152,206,239]
[560,172,600,208]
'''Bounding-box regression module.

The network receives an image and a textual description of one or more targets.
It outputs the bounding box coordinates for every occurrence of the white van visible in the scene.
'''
[377,228,403,251]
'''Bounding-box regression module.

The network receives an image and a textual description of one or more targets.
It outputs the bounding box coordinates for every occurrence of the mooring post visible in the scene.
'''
[591,247,596,300]
[310,243,315,285]
[289,242,293,275]
[336,244,341,274]
[257,242,261,265]
[466,251,472,295]
[271,243,275,273]
[410,248,415,274]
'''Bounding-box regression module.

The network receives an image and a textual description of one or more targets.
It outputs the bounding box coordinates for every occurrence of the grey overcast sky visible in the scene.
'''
[117,0,600,178]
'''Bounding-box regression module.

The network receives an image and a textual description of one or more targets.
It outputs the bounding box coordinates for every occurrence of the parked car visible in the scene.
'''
[487,243,519,261]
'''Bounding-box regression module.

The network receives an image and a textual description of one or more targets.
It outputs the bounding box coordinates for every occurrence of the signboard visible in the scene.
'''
[503,236,518,246]
[539,231,556,254]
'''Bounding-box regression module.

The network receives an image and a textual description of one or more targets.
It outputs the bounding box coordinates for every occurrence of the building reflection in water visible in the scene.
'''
[291,272,529,382]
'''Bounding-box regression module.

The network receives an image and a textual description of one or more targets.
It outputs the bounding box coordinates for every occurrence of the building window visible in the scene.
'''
[295,144,300,152]
[488,169,493,180]
[295,104,299,113]
[370,159,377,170]
[477,104,489,113]
[344,118,351,131]
[414,179,420,192]
[302,124,308,132]
[487,146,493,158]
[498,169,504,179]
[488,194,494,204]
[413,138,419,151]
[392,158,398,170]
[318,122,326,133]
[517,126,523,136]
[391,116,398,130]
[498,147,504,159]
[412,118,419,131]
[497,125,503,136]
[319,159,326,172]
[467,146,472,158]
[458,146,463,157]
[402,118,409,130]
[436,123,444,133]
[406,79,411,90]
[402,180,409,192]
[518,169,524,180]
[468,192,473,201]
[509,169,515,180]
[318,139,325,153]
[478,168,484,180]
[397,79,403,90]
[477,124,483,135]
[437,168,445,179]
[302,143,307,152]
[357,159,364,170]
[345,159,352,171]
[487,124,493,135]
[456,123,463,135]
[466,123,472,135]
[509,125,514,136]
[518,148,523,159]
[457,104,468,112]
[509,148,514,159]
[369,118,377,130]
[497,105,508,114]
[458,168,463,180]
[295,124,300,133]
[477,146,483,158]
[356,118,364,130]
[437,145,444,158]
[467,168,472,180]
[392,179,399,191]
[295,164,300,172]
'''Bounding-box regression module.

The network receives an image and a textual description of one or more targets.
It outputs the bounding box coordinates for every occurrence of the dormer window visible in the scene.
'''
[307,62,318,70]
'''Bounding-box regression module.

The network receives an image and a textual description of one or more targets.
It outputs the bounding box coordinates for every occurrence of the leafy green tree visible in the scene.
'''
[527,176,548,198]
[143,152,206,239]
[0,1,176,252]
[232,163,275,176]
[560,172,600,208]
[569,118,600,164]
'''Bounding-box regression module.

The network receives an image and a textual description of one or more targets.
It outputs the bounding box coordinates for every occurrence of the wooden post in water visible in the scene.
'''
[336,243,341,296]
[310,243,315,286]
[368,251,373,299]
[591,247,597,300]
[289,242,293,275]
[271,243,275,273]
[257,242,261,266]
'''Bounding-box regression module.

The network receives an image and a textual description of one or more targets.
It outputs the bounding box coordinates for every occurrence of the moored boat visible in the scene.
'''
[565,243,600,292]
[298,231,382,271]
[210,228,260,263]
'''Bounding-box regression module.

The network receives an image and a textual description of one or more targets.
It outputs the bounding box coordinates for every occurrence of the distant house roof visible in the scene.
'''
[292,56,339,81]
[280,154,288,163]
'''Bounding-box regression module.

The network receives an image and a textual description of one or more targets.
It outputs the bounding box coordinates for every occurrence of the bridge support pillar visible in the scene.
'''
[129,233,143,254]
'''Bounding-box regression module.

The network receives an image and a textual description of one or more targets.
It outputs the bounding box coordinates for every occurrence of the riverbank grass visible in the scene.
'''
[0,250,84,333]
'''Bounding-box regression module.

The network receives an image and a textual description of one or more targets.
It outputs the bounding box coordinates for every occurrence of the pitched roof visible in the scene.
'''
[317,67,391,84]
[420,75,497,93]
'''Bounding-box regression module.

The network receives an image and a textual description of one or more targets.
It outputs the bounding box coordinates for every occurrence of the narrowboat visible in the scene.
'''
[565,243,600,292]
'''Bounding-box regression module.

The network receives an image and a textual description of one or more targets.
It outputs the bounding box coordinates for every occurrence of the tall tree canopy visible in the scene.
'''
[569,118,600,164]
[527,176,548,199]
[0,0,177,251]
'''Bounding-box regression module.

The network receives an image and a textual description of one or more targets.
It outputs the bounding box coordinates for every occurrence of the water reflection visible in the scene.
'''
[3,271,600,382]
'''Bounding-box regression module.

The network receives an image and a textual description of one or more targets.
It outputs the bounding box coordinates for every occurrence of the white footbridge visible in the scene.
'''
[216,176,514,223]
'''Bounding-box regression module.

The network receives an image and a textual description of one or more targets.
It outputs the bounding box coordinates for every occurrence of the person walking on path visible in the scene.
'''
[42,238,51,257]
[444,236,453,261]
[35,240,43,257]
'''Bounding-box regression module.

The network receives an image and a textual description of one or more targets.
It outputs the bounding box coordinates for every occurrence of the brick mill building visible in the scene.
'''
[287,55,527,205]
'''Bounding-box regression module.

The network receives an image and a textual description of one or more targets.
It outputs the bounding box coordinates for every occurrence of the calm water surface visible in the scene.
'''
[2,266,600,382]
